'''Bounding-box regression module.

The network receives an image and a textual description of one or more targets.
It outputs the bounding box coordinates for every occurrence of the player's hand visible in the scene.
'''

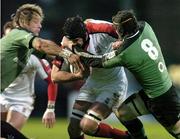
[112,40,123,50]
[74,64,90,79]
[61,36,84,72]
[42,109,56,128]
[68,54,84,72]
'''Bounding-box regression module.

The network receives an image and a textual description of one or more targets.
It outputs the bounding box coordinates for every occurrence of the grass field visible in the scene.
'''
[22,118,174,139]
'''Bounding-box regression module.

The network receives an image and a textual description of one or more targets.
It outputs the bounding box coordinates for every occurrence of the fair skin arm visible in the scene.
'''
[42,101,56,128]
[32,37,84,71]
[51,64,85,83]
[51,36,89,83]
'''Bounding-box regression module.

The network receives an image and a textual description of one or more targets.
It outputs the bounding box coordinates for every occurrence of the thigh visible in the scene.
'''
[148,86,180,128]
[88,102,112,119]
[6,110,28,130]
[70,100,92,121]
[73,100,92,112]
[1,112,8,121]
[96,82,127,111]
[116,92,150,121]
[1,102,8,121]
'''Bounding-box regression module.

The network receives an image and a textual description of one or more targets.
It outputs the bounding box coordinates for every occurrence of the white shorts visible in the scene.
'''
[0,93,34,118]
[77,78,127,110]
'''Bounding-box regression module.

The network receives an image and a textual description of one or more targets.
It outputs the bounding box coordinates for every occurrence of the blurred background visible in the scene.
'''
[1,0,180,119]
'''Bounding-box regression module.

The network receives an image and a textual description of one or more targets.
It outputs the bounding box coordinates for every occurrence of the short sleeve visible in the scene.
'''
[29,55,48,79]
[13,29,35,48]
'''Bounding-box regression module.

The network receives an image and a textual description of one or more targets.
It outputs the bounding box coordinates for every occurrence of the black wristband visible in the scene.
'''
[47,104,55,109]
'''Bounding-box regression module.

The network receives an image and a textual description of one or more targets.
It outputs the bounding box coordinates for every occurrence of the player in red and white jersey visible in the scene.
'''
[0,54,58,130]
[52,16,145,139]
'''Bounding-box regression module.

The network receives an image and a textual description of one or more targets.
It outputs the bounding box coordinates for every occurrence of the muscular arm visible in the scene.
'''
[102,51,123,68]
[32,38,66,57]
[51,64,84,83]
[32,37,84,70]
[78,50,123,68]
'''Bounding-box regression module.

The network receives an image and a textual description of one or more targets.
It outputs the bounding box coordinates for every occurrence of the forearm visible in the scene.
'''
[52,70,83,83]
[32,38,73,58]
[81,51,122,68]
[47,81,57,101]
[102,51,122,68]
[47,100,56,105]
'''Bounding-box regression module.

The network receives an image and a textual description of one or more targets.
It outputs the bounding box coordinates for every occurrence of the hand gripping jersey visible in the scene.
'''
[103,22,172,98]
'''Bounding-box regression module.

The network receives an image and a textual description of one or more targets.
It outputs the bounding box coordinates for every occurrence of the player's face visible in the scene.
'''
[61,36,74,50]
[71,38,84,46]
[61,36,84,50]
[25,15,42,36]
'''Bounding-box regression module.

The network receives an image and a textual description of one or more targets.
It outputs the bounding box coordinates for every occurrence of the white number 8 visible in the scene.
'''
[141,39,165,72]
[141,39,158,60]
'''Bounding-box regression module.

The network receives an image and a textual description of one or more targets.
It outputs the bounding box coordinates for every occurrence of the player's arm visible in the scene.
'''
[38,59,58,128]
[51,59,88,83]
[74,49,123,68]
[102,51,123,68]
[32,37,84,71]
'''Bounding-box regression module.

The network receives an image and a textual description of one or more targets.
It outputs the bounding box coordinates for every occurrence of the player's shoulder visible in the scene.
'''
[85,19,112,25]
[85,19,118,38]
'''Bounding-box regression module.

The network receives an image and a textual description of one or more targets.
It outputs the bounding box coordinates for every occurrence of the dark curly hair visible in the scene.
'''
[62,16,87,42]
[112,10,138,37]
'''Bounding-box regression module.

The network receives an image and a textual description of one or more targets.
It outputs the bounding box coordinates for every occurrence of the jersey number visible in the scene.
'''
[141,39,165,72]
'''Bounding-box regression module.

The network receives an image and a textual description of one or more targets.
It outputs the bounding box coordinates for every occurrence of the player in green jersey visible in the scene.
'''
[0,4,83,92]
[87,10,180,139]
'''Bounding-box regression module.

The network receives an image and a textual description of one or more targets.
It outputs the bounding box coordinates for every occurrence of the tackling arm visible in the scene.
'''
[32,37,84,70]
[74,49,123,68]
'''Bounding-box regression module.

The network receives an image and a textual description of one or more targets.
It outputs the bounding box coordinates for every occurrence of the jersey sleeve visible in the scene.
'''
[13,29,35,49]
[85,19,118,38]
[30,55,48,79]
[31,55,58,101]
[39,59,58,101]
[103,52,123,68]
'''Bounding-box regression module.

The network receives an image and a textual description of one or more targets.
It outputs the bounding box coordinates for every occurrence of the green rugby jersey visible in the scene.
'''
[103,22,172,98]
[0,28,35,91]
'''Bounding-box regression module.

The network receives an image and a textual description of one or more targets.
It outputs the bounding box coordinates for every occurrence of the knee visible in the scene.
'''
[167,120,180,138]
[80,117,98,135]
[114,108,133,122]
[80,110,104,135]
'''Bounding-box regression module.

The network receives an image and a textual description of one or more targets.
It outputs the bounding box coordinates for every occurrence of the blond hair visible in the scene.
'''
[12,4,44,27]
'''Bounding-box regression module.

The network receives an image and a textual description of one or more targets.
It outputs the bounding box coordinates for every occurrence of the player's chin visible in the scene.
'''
[34,30,40,36]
